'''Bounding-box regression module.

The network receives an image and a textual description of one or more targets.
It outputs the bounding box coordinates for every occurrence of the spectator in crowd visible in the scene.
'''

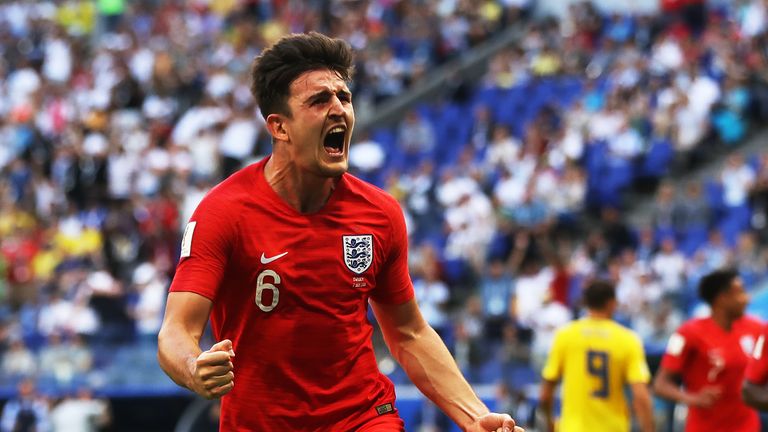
[0,379,51,432]
[454,296,489,373]
[397,109,436,169]
[50,387,111,432]
[528,289,571,372]
[38,333,92,385]
[413,259,451,338]
[650,236,687,299]
[479,258,515,342]
[1,338,36,378]
[128,262,167,344]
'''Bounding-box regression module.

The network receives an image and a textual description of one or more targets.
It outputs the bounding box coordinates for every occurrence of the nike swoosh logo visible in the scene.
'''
[260,252,288,264]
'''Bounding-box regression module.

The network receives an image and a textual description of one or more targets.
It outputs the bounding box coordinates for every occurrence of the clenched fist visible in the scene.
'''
[466,413,525,432]
[190,339,236,399]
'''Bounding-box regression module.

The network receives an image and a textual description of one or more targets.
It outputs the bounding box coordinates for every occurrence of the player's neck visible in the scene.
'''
[586,310,612,320]
[264,157,337,213]
[710,309,735,331]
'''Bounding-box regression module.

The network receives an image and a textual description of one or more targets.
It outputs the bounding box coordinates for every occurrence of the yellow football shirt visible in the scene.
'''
[541,317,651,432]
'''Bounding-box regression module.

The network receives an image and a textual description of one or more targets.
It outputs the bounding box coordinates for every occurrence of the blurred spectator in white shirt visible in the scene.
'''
[413,259,450,337]
[650,33,684,74]
[39,333,92,385]
[512,258,554,330]
[219,105,261,177]
[42,28,73,84]
[349,132,386,174]
[529,291,570,371]
[129,262,167,341]
[484,125,521,172]
[50,387,111,432]
[651,236,687,294]
[1,338,37,377]
[721,153,756,208]
[740,0,768,38]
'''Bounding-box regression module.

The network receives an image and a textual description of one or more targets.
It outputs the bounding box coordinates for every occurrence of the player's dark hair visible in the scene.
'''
[698,268,739,305]
[250,32,354,120]
[583,279,616,310]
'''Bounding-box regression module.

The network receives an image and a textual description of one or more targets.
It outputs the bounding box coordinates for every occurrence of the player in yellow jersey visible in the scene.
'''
[539,279,654,432]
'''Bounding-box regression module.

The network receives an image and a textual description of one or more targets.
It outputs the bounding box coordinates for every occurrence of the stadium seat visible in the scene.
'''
[640,137,674,178]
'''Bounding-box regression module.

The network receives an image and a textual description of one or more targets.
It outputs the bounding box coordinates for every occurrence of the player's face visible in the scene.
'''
[283,69,354,177]
[725,276,749,318]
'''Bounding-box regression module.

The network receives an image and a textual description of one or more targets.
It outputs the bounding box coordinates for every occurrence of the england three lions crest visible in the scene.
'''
[343,235,373,274]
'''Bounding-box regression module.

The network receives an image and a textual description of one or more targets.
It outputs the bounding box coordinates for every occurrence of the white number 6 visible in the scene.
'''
[256,270,280,312]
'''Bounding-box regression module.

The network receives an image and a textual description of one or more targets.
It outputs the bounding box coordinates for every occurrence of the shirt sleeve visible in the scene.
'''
[169,192,235,301]
[660,326,692,374]
[625,332,652,384]
[370,197,414,305]
[542,328,566,382]
[745,329,768,385]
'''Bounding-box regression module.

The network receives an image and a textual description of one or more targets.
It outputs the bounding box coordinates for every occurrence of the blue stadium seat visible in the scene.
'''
[640,137,674,178]
[704,179,725,220]
[680,224,709,256]
[475,360,503,384]
[440,257,472,286]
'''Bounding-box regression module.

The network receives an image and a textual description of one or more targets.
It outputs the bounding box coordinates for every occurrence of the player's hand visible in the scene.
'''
[687,386,721,408]
[466,412,525,432]
[190,339,236,399]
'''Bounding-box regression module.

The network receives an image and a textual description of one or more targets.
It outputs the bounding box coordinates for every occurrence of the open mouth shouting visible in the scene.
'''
[323,125,347,157]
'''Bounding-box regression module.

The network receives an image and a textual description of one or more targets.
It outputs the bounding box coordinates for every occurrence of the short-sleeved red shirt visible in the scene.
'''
[660,316,762,432]
[745,323,768,385]
[170,158,414,431]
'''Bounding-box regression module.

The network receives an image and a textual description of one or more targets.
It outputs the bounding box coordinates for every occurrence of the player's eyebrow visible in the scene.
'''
[304,89,351,105]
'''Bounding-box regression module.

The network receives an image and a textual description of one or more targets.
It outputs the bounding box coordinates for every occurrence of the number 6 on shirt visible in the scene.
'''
[256,270,281,312]
[587,350,609,398]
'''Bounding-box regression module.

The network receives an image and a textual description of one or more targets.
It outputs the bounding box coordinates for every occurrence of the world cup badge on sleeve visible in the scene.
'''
[343,235,373,274]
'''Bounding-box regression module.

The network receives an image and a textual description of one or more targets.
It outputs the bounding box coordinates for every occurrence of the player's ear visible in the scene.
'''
[266,114,289,142]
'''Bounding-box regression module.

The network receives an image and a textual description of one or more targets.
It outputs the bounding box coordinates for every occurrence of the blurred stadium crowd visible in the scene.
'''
[3,0,768,429]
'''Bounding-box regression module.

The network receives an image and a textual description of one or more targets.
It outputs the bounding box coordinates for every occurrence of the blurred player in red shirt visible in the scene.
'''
[157,32,522,432]
[653,268,761,431]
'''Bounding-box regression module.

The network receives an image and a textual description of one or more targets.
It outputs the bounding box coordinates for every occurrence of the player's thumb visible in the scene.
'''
[208,339,236,357]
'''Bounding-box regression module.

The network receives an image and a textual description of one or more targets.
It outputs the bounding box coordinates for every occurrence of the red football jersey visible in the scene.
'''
[170,158,414,431]
[660,316,762,432]
[745,323,768,385]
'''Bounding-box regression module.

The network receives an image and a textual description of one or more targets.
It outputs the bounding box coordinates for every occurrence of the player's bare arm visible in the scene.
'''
[537,379,557,432]
[371,298,523,432]
[652,367,720,408]
[158,291,235,399]
[629,382,655,432]
[743,380,768,411]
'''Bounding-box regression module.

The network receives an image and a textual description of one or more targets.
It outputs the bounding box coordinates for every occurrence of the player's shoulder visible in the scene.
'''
[675,317,710,337]
[199,161,262,208]
[610,320,642,339]
[341,173,402,215]
[552,319,581,339]
[590,319,643,347]
[677,317,704,331]
[737,315,765,333]
[618,326,646,352]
